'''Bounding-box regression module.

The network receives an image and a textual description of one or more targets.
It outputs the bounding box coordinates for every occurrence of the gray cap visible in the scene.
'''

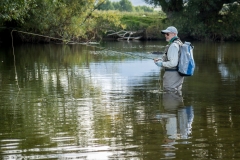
[161,26,178,34]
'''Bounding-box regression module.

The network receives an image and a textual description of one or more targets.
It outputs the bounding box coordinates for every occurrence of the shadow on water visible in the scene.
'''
[0,41,240,159]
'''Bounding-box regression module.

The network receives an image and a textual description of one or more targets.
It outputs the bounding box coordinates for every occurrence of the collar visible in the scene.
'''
[169,36,179,44]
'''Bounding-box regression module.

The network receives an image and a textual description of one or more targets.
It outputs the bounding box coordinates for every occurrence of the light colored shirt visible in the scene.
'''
[162,42,179,68]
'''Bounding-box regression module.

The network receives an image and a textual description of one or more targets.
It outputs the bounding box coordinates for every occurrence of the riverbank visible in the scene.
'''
[1,10,239,44]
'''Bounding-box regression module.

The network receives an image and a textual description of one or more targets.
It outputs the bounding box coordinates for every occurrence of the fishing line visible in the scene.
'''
[101,48,160,60]
[11,30,20,91]
[9,28,113,95]
[99,48,164,93]
[11,30,21,114]
[10,29,106,85]
[10,29,101,107]
[158,68,162,92]
[126,52,155,60]
[11,29,105,49]
[10,29,161,60]
[9,29,78,92]
[10,29,163,93]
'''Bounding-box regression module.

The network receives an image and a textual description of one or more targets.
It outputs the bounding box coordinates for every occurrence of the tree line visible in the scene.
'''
[0,0,156,44]
[1,0,240,43]
[144,0,240,41]
[0,0,126,43]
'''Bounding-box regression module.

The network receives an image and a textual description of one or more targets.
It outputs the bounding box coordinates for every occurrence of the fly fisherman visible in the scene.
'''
[154,26,184,92]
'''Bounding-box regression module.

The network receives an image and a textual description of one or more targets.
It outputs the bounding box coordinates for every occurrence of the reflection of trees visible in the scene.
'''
[1,43,167,159]
[0,42,240,159]
[180,42,240,159]
[0,44,129,158]
[217,44,240,79]
[194,42,240,79]
[0,43,165,158]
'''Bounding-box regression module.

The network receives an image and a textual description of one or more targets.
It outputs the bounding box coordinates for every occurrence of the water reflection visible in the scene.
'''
[1,41,240,159]
[152,91,194,159]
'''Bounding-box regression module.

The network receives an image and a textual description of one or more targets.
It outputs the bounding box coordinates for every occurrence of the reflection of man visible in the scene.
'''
[160,91,194,141]
[178,106,194,139]
[162,91,184,140]
[163,91,184,112]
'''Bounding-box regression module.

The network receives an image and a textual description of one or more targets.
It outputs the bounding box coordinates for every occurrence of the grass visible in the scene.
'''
[120,11,166,30]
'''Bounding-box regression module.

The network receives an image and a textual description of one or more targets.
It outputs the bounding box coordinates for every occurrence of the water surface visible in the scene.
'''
[1,40,240,159]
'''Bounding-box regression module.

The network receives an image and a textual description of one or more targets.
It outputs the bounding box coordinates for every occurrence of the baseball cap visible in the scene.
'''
[161,26,178,34]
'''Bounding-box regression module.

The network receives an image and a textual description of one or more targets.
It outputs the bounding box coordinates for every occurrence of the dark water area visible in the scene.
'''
[1,40,240,159]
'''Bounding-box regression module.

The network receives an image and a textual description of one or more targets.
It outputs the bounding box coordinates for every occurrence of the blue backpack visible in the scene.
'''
[175,41,195,76]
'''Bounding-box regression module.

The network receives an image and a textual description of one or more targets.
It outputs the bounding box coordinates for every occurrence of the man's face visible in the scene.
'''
[164,32,176,42]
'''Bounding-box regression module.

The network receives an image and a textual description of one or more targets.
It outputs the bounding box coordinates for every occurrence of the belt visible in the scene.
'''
[165,68,178,71]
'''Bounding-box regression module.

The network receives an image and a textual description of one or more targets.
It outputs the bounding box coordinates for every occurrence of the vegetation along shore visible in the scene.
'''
[1,0,240,44]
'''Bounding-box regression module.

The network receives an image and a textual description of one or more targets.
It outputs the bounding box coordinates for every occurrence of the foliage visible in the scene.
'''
[98,0,115,10]
[0,0,157,43]
[20,0,93,41]
[145,24,163,40]
[3,0,240,42]
[119,12,165,39]
[179,0,240,40]
[0,0,35,23]
[119,0,134,12]
[1,0,124,43]
[112,2,122,11]
[219,3,240,40]
[144,0,240,41]
[88,10,125,41]
[99,0,154,12]
[134,6,154,12]
[144,0,183,15]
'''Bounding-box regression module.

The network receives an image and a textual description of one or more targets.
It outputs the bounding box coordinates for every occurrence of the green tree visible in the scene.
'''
[144,0,183,17]
[138,6,154,12]
[135,6,144,12]
[112,2,121,10]
[179,0,240,40]
[143,0,238,19]
[22,0,94,40]
[0,0,35,23]
[98,0,115,10]
[0,0,124,43]
[119,0,133,12]
[144,0,240,40]
[92,10,125,39]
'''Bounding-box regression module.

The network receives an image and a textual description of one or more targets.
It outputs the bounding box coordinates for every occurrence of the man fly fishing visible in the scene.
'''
[154,26,184,92]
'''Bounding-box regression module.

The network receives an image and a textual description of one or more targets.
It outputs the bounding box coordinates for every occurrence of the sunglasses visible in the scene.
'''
[165,33,170,36]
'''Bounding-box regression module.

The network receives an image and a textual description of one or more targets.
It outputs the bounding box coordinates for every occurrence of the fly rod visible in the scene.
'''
[101,48,163,60]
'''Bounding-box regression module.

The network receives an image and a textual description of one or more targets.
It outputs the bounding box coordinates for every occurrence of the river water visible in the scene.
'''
[0,40,240,159]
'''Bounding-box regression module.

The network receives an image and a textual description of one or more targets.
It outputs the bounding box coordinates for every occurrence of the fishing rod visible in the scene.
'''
[101,48,163,60]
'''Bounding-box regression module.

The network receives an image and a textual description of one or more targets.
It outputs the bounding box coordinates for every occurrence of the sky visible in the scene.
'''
[110,0,152,6]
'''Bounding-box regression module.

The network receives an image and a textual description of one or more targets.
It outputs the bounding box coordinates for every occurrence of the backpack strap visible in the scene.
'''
[165,38,182,61]
[173,39,183,47]
[173,39,183,59]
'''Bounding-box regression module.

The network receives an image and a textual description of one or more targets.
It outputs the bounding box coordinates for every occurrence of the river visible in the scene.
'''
[0,40,240,159]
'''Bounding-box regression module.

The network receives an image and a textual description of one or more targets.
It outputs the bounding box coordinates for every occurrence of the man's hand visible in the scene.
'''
[154,58,159,63]
[154,58,163,67]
